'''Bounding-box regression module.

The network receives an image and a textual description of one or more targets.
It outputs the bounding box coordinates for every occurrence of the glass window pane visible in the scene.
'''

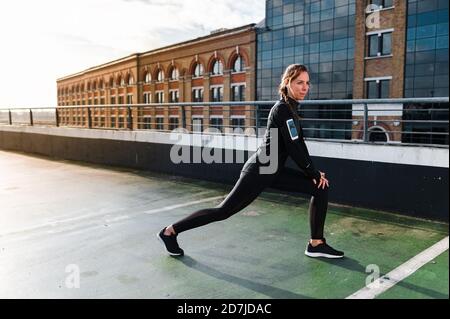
[381,80,390,98]
[369,34,379,56]
[367,81,378,98]
[382,32,392,55]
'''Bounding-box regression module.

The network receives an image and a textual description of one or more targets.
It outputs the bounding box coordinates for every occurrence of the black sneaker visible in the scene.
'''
[157,228,184,256]
[304,239,344,259]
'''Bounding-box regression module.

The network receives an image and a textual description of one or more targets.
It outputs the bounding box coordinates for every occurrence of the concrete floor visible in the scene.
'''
[0,150,448,299]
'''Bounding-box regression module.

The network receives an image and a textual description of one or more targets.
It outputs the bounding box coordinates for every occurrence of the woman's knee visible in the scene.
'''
[213,206,234,221]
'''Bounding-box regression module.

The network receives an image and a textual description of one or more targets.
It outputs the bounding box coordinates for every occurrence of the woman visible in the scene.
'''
[158,64,344,259]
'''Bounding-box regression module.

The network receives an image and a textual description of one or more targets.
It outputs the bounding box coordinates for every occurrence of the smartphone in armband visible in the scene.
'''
[286,118,299,140]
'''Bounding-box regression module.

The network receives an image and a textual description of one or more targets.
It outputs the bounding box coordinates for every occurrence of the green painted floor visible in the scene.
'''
[0,150,448,299]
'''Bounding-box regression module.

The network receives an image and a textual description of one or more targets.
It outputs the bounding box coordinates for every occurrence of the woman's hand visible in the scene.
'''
[313,171,329,189]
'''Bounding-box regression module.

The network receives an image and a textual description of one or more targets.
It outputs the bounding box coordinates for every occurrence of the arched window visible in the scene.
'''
[170,68,179,80]
[92,81,97,90]
[87,82,91,91]
[99,79,104,89]
[211,60,223,75]
[145,72,151,83]
[128,75,134,85]
[157,69,164,82]
[109,77,114,88]
[120,77,125,86]
[369,127,388,142]
[193,63,204,77]
[233,55,245,72]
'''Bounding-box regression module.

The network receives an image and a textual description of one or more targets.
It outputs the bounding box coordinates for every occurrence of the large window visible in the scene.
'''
[155,91,164,104]
[169,117,179,130]
[211,60,223,75]
[368,31,392,57]
[145,72,152,83]
[232,85,246,101]
[192,117,203,133]
[156,117,164,130]
[370,0,394,9]
[366,79,390,98]
[143,92,151,104]
[169,90,179,103]
[258,0,355,140]
[233,55,245,72]
[170,68,179,81]
[127,94,133,104]
[210,87,223,102]
[405,0,448,98]
[209,117,223,133]
[192,88,204,102]
[231,117,245,132]
[259,0,355,101]
[157,70,164,82]
[193,63,204,78]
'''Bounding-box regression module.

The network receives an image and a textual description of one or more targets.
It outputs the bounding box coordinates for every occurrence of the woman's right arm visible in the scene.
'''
[274,105,321,181]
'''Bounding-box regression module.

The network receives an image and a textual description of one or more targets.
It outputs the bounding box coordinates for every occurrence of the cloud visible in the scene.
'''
[0,0,265,107]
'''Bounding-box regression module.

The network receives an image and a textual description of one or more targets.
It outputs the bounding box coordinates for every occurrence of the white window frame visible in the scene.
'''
[232,55,246,74]
[193,63,204,78]
[157,70,164,82]
[145,72,152,83]
[155,90,164,104]
[231,83,247,101]
[191,115,204,133]
[210,85,224,104]
[126,94,133,104]
[155,115,165,130]
[169,89,180,104]
[170,68,179,81]
[211,60,224,76]
[366,28,394,59]
[192,86,204,105]
[143,92,152,104]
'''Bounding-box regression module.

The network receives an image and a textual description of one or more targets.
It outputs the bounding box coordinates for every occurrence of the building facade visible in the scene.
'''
[57,1,448,145]
[57,24,256,134]
[257,0,448,144]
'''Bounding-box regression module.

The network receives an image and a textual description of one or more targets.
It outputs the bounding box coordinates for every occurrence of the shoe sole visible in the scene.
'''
[157,232,183,256]
[304,251,344,259]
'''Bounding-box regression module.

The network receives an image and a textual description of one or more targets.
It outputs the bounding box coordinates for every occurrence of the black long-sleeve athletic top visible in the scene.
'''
[241,98,321,180]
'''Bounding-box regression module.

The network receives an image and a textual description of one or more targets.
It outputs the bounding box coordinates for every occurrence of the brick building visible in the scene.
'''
[57,24,256,133]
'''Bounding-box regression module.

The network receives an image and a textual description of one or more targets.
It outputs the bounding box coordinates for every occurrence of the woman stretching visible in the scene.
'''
[158,64,344,259]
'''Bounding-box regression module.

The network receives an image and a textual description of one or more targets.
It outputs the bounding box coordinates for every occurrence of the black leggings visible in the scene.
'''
[172,167,329,239]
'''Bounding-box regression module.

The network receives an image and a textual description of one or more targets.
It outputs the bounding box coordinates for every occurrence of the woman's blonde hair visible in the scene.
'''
[278,64,308,117]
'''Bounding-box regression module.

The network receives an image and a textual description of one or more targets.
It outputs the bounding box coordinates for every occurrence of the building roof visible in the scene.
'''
[57,23,256,82]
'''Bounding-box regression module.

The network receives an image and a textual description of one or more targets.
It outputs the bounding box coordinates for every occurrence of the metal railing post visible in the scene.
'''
[181,105,186,130]
[127,105,133,130]
[29,109,34,126]
[87,107,92,128]
[363,103,369,142]
[8,109,12,125]
[255,103,259,137]
[55,108,59,127]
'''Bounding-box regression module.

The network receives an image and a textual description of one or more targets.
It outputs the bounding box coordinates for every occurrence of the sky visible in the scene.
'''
[0,0,265,107]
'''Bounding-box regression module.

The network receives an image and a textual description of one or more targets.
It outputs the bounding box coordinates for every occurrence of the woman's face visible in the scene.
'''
[288,71,310,100]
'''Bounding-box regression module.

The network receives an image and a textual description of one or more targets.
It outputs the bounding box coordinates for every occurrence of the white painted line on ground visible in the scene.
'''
[0,192,219,238]
[143,196,224,215]
[346,236,449,299]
